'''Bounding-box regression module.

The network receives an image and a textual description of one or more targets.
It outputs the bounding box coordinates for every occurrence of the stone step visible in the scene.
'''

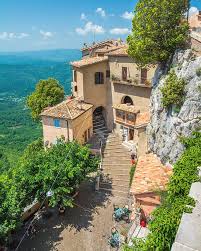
[102,171,130,177]
[103,173,130,178]
[99,187,129,195]
[102,163,130,167]
[100,178,129,184]
[102,157,130,161]
[94,130,109,134]
[103,152,129,157]
[100,181,129,189]
[93,125,107,130]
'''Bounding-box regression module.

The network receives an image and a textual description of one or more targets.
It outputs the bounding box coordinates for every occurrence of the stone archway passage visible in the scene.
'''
[122,96,133,105]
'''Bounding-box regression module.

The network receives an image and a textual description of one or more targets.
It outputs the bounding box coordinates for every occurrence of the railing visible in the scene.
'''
[111,75,152,87]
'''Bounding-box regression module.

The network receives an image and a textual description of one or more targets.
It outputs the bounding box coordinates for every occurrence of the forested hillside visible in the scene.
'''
[0,49,81,165]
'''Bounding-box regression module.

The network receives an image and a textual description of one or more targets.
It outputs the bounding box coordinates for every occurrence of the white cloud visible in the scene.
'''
[121,11,134,20]
[81,13,87,20]
[110,28,130,35]
[189,6,199,16]
[76,22,105,35]
[96,7,106,17]
[0,32,29,40]
[18,33,29,39]
[40,30,54,39]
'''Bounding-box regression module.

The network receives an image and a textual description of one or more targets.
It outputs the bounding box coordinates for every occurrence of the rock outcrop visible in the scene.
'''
[148,50,201,164]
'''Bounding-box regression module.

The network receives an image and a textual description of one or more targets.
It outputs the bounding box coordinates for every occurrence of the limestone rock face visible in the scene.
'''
[147,50,201,164]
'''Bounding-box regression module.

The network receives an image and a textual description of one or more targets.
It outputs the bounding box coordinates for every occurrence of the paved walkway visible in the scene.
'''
[17,181,126,251]
[17,133,131,251]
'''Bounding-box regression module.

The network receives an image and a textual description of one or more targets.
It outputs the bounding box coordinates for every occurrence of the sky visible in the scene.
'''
[0,0,201,52]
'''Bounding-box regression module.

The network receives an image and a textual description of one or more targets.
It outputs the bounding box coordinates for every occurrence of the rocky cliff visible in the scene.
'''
[148,50,201,164]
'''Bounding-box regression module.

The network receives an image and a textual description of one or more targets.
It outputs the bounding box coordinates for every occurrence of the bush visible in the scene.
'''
[161,70,186,108]
[196,67,201,77]
[129,163,137,187]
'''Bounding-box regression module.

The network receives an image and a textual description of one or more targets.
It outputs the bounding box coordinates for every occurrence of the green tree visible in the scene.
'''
[0,147,10,173]
[14,139,99,209]
[0,139,98,245]
[0,174,22,245]
[127,0,189,66]
[161,70,186,108]
[26,78,64,120]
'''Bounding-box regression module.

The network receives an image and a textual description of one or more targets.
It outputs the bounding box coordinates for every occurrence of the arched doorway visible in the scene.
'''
[93,106,104,116]
[93,106,108,136]
[122,96,133,105]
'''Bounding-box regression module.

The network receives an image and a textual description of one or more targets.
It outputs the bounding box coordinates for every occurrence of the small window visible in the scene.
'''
[88,128,91,139]
[74,86,78,92]
[74,70,77,82]
[141,68,148,84]
[106,70,110,78]
[84,130,88,143]
[122,67,127,81]
[54,119,60,128]
[95,72,104,84]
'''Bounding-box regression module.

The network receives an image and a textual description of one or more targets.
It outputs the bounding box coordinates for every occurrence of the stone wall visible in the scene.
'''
[147,50,201,164]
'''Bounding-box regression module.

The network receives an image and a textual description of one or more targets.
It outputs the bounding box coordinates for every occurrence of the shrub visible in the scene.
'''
[129,163,137,187]
[196,67,201,77]
[161,70,186,108]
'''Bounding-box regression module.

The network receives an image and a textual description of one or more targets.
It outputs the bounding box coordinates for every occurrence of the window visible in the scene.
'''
[84,130,88,143]
[116,110,125,121]
[106,70,110,78]
[126,113,135,123]
[88,128,91,139]
[74,86,78,92]
[122,67,127,81]
[95,72,104,84]
[122,96,133,105]
[74,70,77,82]
[54,119,60,128]
[141,68,148,84]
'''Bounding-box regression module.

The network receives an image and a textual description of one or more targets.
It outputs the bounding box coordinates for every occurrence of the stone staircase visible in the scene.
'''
[93,112,110,142]
[99,133,131,201]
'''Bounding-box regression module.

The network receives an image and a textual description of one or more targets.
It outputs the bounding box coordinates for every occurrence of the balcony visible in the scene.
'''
[113,104,140,127]
[111,75,152,88]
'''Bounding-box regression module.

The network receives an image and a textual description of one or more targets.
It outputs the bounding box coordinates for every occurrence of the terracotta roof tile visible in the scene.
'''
[134,112,150,127]
[107,45,129,56]
[130,154,172,195]
[71,56,108,68]
[96,45,125,54]
[113,104,140,114]
[81,39,117,51]
[40,99,93,120]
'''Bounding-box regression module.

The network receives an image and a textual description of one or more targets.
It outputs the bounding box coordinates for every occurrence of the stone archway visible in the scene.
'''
[121,96,134,105]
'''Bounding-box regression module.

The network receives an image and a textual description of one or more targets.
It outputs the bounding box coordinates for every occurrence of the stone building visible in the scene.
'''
[70,40,156,152]
[41,98,93,147]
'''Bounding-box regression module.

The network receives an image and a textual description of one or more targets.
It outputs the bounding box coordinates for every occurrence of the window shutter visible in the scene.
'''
[122,67,127,81]
[100,72,104,84]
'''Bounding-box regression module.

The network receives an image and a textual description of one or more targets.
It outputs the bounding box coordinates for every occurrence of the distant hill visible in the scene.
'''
[0,49,81,96]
